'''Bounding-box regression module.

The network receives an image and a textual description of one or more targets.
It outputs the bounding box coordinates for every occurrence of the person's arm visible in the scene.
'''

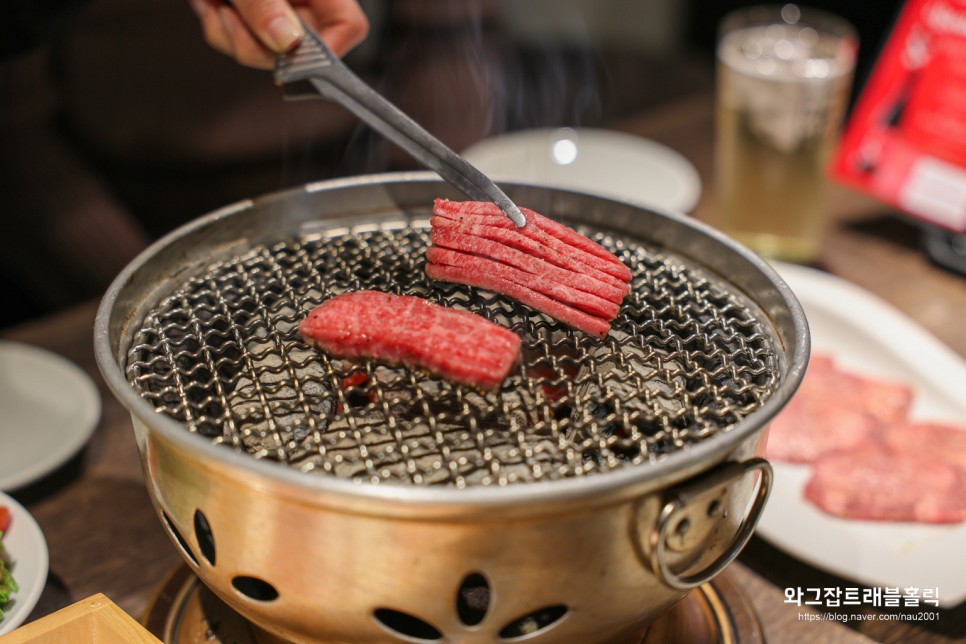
[188,0,369,69]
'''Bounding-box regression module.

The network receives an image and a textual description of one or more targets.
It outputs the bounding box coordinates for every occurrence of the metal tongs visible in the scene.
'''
[274,20,526,227]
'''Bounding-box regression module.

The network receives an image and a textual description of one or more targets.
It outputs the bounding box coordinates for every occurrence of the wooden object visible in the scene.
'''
[0,594,160,643]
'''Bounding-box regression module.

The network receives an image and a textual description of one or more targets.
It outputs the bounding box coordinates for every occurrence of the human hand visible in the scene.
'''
[189,0,369,69]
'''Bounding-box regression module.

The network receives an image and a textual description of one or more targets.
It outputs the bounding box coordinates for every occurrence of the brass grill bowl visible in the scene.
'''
[95,174,808,643]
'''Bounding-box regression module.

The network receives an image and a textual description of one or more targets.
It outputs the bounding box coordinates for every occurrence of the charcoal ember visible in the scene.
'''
[570,336,686,462]
[274,367,547,484]
[226,339,335,458]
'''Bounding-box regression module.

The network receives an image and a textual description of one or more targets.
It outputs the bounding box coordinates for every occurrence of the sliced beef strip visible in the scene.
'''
[430,227,628,303]
[854,374,915,424]
[434,199,628,273]
[427,247,620,320]
[764,399,881,463]
[299,291,521,391]
[764,353,877,462]
[433,199,632,282]
[429,199,632,338]
[425,263,612,339]
[882,421,966,472]
[763,353,912,463]
[429,215,630,293]
[804,447,966,524]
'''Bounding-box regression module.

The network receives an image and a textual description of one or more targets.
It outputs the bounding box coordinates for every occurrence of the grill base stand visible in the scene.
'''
[142,564,763,643]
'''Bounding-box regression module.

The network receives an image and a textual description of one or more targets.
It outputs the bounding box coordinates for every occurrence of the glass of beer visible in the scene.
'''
[715,4,857,263]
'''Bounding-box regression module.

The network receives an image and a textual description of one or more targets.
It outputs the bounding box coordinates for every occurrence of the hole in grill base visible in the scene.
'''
[456,572,490,626]
[232,576,279,602]
[498,604,568,640]
[194,509,216,565]
[708,499,722,517]
[161,511,198,567]
[373,608,443,641]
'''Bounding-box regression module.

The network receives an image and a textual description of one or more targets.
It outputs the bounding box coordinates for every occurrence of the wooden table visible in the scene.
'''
[3,94,965,643]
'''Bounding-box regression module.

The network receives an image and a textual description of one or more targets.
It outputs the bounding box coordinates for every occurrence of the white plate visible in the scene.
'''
[0,341,101,491]
[758,262,966,606]
[462,128,702,213]
[0,491,49,634]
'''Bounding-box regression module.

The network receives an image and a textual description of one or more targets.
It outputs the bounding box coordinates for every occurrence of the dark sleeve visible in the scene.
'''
[0,46,151,312]
[1,0,91,58]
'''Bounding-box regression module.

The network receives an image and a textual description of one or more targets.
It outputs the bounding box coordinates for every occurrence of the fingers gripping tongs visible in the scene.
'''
[273,20,526,227]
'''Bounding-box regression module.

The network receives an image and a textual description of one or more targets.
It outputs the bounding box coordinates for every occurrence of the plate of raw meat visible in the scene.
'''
[756,263,966,606]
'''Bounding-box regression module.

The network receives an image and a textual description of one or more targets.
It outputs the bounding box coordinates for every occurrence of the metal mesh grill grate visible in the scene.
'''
[125,218,780,487]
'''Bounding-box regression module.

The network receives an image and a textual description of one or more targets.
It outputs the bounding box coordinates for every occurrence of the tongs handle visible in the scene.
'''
[274,20,526,227]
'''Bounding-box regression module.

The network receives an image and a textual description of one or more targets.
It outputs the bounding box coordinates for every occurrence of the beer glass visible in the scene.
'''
[715,4,857,263]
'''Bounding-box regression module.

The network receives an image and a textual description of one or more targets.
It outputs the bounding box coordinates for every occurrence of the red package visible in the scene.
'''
[831,0,966,232]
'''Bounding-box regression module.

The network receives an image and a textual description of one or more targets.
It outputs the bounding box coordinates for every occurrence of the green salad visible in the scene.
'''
[0,506,16,623]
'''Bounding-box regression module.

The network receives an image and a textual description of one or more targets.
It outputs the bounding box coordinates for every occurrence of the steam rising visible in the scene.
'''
[339,0,606,175]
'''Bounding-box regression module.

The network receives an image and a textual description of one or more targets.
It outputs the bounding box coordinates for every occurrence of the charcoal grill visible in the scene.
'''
[94,173,808,643]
